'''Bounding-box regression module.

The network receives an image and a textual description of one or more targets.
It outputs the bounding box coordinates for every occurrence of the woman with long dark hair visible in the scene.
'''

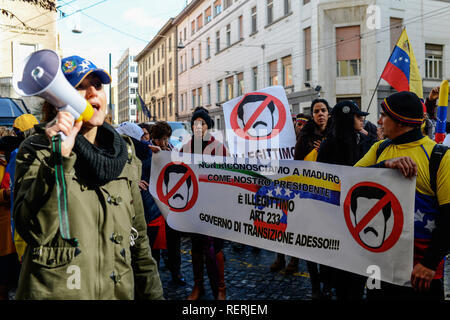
[317,100,377,300]
[272,99,332,298]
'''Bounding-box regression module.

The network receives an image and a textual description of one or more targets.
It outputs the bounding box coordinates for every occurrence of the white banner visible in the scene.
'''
[150,151,415,286]
[222,86,296,160]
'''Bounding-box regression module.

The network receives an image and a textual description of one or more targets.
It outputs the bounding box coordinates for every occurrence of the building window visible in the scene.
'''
[425,44,443,80]
[224,0,232,10]
[198,87,203,106]
[180,92,184,111]
[191,48,195,66]
[192,89,197,108]
[336,25,361,77]
[153,72,156,89]
[217,80,223,102]
[304,27,311,81]
[251,6,257,34]
[198,43,202,62]
[237,72,244,96]
[197,14,203,30]
[267,0,273,25]
[169,59,172,80]
[304,0,310,4]
[284,0,291,15]
[226,76,234,100]
[162,65,165,84]
[206,37,211,58]
[226,24,231,47]
[390,17,403,50]
[282,55,292,87]
[180,54,184,72]
[184,27,187,40]
[161,44,165,59]
[158,100,161,118]
[252,67,258,90]
[207,84,211,105]
[214,0,222,16]
[238,15,243,40]
[169,94,173,116]
[158,68,161,86]
[205,6,212,24]
[268,60,278,86]
[191,20,196,35]
[168,36,172,52]
[216,31,221,52]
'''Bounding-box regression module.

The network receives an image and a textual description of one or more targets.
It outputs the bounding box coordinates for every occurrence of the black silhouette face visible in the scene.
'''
[237,95,275,138]
[163,165,192,210]
[351,186,392,249]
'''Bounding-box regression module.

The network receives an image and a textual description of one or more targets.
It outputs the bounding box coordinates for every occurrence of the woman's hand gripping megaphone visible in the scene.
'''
[45,112,83,157]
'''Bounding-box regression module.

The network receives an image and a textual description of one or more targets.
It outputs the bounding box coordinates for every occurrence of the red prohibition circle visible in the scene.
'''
[156,162,199,212]
[229,92,287,140]
[343,182,404,253]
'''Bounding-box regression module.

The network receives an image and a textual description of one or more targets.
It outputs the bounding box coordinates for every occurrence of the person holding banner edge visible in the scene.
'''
[13,55,164,300]
[181,107,229,300]
[355,91,450,300]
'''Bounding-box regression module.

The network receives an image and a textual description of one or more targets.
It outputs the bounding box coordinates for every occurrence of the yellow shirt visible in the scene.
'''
[355,136,450,205]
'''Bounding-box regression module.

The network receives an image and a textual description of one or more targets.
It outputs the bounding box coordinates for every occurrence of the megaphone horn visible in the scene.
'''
[12,49,94,124]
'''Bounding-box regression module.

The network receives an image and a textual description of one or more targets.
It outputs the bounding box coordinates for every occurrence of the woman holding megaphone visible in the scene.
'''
[13,55,163,300]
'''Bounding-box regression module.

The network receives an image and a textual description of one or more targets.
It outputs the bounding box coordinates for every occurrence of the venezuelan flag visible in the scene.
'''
[381,29,423,99]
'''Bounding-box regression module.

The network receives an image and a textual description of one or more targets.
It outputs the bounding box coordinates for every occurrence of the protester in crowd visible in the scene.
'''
[0,127,14,138]
[0,135,22,300]
[316,100,376,300]
[146,121,187,286]
[295,113,310,137]
[139,123,153,142]
[355,91,450,300]
[363,119,379,142]
[291,98,332,299]
[181,106,229,300]
[5,114,39,290]
[442,123,450,147]
[13,55,163,300]
[424,86,440,120]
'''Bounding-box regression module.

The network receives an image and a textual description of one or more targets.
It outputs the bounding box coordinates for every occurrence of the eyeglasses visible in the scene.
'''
[76,78,103,91]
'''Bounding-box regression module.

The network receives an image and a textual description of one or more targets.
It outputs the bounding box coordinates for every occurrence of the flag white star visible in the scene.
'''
[267,189,274,197]
[284,189,292,197]
[275,186,282,195]
[394,59,398,63]
[424,219,436,233]
[399,57,403,61]
[414,209,426,223]
[405,58,409,63]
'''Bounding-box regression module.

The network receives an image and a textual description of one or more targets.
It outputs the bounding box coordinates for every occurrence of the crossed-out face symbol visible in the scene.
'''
[163,164,193,210]
[237,94,276,138]
[350,185,393,250]
[156,162,199,213]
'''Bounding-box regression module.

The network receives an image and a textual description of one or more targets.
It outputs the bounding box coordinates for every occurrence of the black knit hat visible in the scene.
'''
[191,107,213,129]
[381,91,424,127]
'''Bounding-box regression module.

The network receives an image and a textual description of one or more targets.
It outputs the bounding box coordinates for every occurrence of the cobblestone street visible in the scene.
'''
[158,236,450,301]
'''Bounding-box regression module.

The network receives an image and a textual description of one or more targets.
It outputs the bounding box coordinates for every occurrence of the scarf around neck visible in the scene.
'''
[73,122,129,187]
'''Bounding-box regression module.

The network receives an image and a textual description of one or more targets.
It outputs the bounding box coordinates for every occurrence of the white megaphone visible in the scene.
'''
[12,49,94,127]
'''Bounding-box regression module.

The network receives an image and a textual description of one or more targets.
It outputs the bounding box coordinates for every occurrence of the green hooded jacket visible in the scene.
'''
[13,125,164,300]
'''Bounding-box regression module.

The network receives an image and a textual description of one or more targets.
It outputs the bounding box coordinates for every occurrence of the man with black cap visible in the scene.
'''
[355,91,450,300]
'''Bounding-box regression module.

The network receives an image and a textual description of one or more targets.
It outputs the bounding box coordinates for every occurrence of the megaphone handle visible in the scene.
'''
[58,131,68,141]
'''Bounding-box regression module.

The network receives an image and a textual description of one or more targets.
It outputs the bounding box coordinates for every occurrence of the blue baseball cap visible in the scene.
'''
[61,55,111,88]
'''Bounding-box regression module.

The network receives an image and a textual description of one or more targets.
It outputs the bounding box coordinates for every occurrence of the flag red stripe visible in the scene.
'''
[381,62,410,92]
